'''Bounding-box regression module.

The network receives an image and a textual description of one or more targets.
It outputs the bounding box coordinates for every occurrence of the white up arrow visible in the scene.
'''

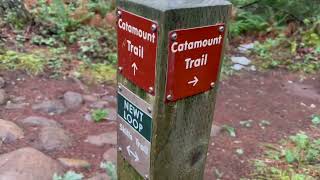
[131,62,138,76]
[127,145,140,162]
[188,76,199,86]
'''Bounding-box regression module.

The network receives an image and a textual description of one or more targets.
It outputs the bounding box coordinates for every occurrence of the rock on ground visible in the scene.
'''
[0,77,5,88]
[238,43,255,53]
[21,116,62,128]
[0,119,24,143]
[0,147,64,180]
[232,64,246,71]
[58,158,91,168]
[0,89,7,105]
[32,100,67,114]
[63,91,83,110]
[231,56,252,66]
[5,102,29,110]
[86,173,110,180]
[85,131,116,146]
[211,124,222,137]
[89,101,109,109]
[103,148,117,164]
[39,127,73,151]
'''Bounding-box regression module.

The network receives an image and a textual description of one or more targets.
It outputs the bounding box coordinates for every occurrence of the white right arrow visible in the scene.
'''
[127,145,140,162]
[188,76,199,86]
[131,62,138,76]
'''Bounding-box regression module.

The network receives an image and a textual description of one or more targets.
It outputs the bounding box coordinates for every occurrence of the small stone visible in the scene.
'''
[63,91,83,110]
[101,96,116,104]
[106,109,117,121]
[310,104,316,108]
[231,57,251,66]
[10,96,26,103]
[39,127,72,151]
[0,89,7,105]
[89,101,109,109]
[5,102,29,110]
[0,147,64,180]
[0,119,24,143]
[238,43,254,53]
[58,158,91,168]
[21,116,62,128]
[210,124,222,137]
[32,100,66,114]
[85,131,116,146]
[231,64,245,71]
[0,77,5,88]
[84,113,93,121]
[87,173,110,180]
[103,148,117,164]
[250,65,256,71]
[83,95,99,102]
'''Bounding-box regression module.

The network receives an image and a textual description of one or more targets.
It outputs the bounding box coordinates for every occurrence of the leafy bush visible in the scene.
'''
[0,50,45,75]
[250,132,320,179]
[230,0,320,36]
[91,109,108,122]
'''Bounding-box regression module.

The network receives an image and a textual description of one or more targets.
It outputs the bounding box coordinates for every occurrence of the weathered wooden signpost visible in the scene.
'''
[116,0,231,179]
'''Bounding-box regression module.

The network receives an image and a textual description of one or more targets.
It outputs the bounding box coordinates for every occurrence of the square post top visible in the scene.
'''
[118,0,231,11]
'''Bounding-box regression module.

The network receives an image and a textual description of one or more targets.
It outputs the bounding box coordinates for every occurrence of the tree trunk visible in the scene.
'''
[0,0,32,24]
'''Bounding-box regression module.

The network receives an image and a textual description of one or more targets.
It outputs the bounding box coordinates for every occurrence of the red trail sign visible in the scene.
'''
[165,24,226,102]
[117,9,158,95]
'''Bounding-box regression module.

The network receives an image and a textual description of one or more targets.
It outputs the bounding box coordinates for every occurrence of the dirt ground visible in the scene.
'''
[1,69,320,179]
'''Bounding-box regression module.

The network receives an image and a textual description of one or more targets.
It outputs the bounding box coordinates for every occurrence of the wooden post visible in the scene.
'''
[116,1,231,179]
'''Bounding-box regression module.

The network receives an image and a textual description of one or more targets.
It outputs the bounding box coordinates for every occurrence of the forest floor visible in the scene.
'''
[1,67,320,179]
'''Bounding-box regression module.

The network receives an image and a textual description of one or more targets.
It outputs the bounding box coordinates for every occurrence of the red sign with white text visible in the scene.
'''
[117,9,158,95]
[165,24,225,102]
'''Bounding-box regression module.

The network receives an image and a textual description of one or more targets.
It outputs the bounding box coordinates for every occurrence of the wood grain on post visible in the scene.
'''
[116,0,231,179]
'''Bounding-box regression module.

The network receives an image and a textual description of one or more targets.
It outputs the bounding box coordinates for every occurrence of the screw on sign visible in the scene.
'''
[117,8,158,95]
[165,24,226,102]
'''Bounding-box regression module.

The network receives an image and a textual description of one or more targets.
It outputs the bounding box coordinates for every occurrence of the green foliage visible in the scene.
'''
[311,115,320,125]
[53,171,84,180]
[240,120,253,128]
[250,132,320,179]
[75,26,116,63]
[100,161,117,180]
[221,56,235,78]
[230,0,320,37]
[79,63,116,83]
[88,0,113,17]
[222,125,236,137]
[230,10,268,37]
[253,33,320,73]
[4,11,26,29]
[0,50,45,75]
[91,109,108,122]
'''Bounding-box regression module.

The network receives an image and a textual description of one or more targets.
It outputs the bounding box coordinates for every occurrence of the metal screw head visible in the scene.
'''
[151,24,157,32]
[210,82,215,88]
[118,85,122,92]
[118,147,122,151]
[219,26,225,32]
[171,32,177,41]
[116,10,122,18]
[167,94,173,101]
[147,107,152,114]
[144,175,149,180]
[148,87,154,94]
[118,66,123,72]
